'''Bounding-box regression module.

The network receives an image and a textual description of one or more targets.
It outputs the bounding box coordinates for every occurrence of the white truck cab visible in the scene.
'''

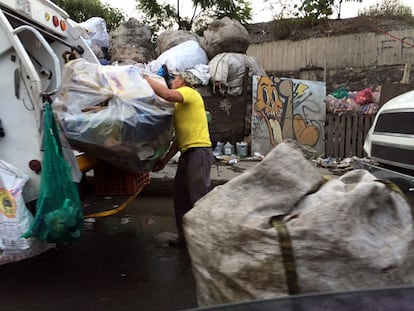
[0,0,98,203]
[357,89,414,200]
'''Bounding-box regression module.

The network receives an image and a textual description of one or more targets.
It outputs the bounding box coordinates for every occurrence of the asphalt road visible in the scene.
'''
[0,196,197,311]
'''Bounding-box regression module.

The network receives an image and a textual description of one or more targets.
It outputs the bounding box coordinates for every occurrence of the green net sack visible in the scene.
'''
[23,103,83,245]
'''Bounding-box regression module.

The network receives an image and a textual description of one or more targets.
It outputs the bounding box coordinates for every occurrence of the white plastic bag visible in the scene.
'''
[0,159,54,265]
[148,40,208,73]
[79,17,109,48]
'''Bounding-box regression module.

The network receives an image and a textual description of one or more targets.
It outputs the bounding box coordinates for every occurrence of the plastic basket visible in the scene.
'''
[94,164,150,196]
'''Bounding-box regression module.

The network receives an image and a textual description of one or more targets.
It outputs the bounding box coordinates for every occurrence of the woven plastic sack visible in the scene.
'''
[23,103,83,245]
[0,160,54,265]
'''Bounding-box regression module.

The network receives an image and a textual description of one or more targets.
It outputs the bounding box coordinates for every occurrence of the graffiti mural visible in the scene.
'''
[251,76,326,155]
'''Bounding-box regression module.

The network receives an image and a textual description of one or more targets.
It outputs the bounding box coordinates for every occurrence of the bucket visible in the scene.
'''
[236,142,248,158]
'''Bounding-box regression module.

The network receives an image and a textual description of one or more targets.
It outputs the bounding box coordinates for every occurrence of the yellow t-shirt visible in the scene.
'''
[175,87,212,153]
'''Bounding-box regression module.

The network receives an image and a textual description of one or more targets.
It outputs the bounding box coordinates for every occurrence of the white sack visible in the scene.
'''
[79,17,109,48]
[184,140,414,307]
[148,40,208,73]
[209,52,266,96]
[0,160,53,265]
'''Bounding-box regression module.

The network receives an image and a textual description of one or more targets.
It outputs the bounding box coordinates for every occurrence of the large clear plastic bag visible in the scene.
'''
[53,59,175,172]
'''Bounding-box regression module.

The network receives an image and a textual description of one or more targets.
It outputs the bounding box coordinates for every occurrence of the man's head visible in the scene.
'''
[171,71,194,89]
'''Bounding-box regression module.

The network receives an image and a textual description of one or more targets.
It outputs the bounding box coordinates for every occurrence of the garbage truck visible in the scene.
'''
[0,0,174,264]
[0,0,166,208]
[0,0,101,205]
[355,89,414,204]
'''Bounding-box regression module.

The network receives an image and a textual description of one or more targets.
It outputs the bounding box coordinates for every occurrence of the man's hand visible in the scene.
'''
[152,157,168,172]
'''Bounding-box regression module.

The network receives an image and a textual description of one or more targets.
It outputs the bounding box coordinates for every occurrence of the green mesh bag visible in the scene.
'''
[23,103,83,245]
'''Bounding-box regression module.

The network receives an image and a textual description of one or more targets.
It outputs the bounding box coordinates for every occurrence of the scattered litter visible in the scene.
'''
[253,152,265,160]
[141,216,155,227]
[228,158,237,165]
[325,86,381,116]
[83,218,96,231]
[120,216,132,225]
[314,156,379,175]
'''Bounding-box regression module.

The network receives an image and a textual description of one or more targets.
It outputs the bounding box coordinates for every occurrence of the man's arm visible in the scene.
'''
[144,75,183,103]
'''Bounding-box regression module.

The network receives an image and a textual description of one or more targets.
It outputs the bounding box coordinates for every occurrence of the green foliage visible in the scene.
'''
[137,0,178,33]
[137,0,252,33]
[294,0,335,23]
[51,0,124,31]
[360,0,412,17]
[266,0,365,21]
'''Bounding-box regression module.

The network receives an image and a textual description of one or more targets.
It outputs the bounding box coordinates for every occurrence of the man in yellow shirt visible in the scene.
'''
[144,71,213,246]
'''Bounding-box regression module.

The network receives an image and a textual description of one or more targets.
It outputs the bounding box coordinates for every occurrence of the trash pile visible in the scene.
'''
[314,156,379,175]
[54,17,266,172]
[325,86,381,115]
[184,140,414,307]
[108,17,265,95]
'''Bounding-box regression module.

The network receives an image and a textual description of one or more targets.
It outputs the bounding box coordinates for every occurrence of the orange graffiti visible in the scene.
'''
[255,77,320,147]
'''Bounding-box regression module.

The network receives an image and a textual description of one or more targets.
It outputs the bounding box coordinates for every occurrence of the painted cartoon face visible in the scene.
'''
[254,76,284,145]
[254,76,321,148]
[255,76,283,118]
[0,189,16,218]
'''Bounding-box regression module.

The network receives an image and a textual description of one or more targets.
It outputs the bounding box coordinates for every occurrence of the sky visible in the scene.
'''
[104,0,414,23]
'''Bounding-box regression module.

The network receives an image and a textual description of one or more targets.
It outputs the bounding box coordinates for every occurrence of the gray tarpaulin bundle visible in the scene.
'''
[184,140,414,307]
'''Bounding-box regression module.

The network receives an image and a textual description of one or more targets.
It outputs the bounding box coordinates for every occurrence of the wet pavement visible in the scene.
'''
[0,160,266,311]
[0,196,198,311]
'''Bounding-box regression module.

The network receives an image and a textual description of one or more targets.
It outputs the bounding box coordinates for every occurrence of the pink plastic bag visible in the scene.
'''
[354,88,373,105]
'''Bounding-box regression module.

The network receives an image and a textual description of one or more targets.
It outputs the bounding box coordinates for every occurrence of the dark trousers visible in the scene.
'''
[174,147,213,239]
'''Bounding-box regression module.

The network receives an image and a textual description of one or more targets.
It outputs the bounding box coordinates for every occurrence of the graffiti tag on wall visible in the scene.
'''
[251,76,326,155]
[380,36,414,58]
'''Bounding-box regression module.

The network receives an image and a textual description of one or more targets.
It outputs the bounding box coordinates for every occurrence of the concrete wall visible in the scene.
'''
[247,29,414,72]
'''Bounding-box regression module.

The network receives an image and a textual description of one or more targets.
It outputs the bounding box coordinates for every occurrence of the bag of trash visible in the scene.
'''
[209,52,265,96]
[53,59,175,173]
[184,140,414,307]
[354,87,373,105]
[23,103,83,245]
[147,40,208,73]
[201,17,250,59]
[155,30,200,55]
[331,86,349,99]
[109,18,155,64]
[0,160,54,265]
